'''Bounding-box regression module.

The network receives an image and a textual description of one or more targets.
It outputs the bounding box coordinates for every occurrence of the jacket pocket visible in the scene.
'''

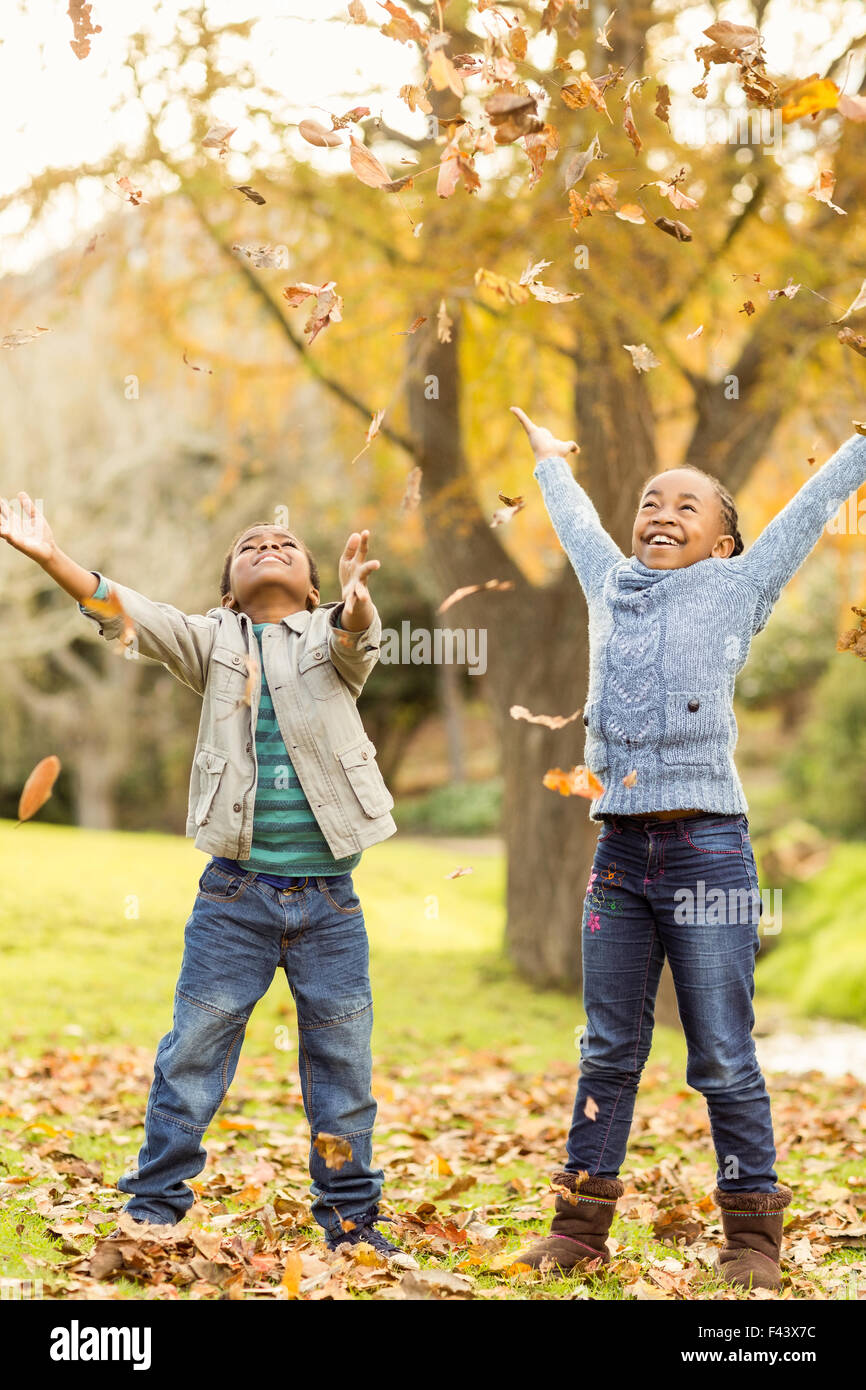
[582,701,608,774]
[299,645,343,700]
[193,746,228,826]
[334,736,394,818]
[660,690,724,766]
[209,644,251,704]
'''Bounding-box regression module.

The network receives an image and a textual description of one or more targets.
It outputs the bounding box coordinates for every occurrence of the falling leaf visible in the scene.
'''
[314,1132,353,1171]
[837,607,866,661]
[348,0,367,21]
[231,244,286,268]
[838,92,866,121]
[234,185,266,205]
[17,755,61,825]
[623,100,641,153]
[767,279,801,301]
[615,204,645,224]
[654,83,671,127]
[654,216,692,241]
[401,466,422,512]
[116,176,146,206]
[780,77,839,124]
[832,279,866,324]
[396,315,427,336]
[561,133,603,192]
[438,579,515,614]
[622,769,638,788]
[67,1,102,61]
[853,423,866,436]
[445,867,474,879]
[0,326,49,349]
[474,268,531,306]
[429,45,464,99]
[809,170,847,216]
[584,1096,599,1121]
[298,119,343,148]
[543,766,606,799]
[366,409,385,443]
[348,134,393,188]
[182,349,213,375]
[623,343,661,372]
[281,281,343,344]
[491,494,526,527]
[838,328,866,358]
[640,169,699,210]
[378,2,428,47]
[561,72,612,123]
[596,10,616,50]
[202,124,236,156]
[509,705,582,730]
[429,1154,453,1177]
[81,586,137,651]
[436,300,453,343]
[694,22,777,108]
[527,280,581,305]
[686,325,703,339]
[739,300,756,316]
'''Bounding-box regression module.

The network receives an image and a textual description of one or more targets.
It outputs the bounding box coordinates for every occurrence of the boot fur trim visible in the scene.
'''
[552,1171,625,1201]
[712,1184,792,1215]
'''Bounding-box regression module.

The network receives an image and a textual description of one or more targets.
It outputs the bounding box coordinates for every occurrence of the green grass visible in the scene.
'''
[755,844,866,1022]
[0,818,688,1069]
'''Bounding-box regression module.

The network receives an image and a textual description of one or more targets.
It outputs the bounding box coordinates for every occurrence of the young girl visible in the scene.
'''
[510,406,866,1290]
[0,497,408,1260]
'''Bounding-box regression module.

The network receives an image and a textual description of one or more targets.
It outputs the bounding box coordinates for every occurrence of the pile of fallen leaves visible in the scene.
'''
[1,1045,864,1300]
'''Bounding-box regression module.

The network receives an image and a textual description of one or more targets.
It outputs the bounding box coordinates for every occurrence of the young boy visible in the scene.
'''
[0,492,404,1257]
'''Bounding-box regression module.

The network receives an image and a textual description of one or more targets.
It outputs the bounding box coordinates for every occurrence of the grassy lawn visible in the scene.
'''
[0,820,863,1302]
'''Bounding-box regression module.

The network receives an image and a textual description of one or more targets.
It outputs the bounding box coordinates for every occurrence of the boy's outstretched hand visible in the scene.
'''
[0,491,56,563]
[511,406,579,465]
[338,529,380,632]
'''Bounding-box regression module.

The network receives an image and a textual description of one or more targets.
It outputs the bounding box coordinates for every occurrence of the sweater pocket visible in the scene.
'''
[660,690,725,767]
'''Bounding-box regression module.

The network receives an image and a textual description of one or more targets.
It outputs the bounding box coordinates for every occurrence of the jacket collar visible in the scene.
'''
[216,605,321,635]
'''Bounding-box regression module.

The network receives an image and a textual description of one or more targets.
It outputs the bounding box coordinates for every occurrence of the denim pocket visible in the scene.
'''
[683,815,743,855]
[197,861,251,902]
[317,873,362,916]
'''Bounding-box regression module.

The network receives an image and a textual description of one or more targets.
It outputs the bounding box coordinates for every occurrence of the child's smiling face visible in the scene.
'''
[632,469,736,570]
[222,524,319,618]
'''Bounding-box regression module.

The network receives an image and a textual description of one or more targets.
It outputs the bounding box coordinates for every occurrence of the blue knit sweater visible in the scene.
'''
[533,434,866,821]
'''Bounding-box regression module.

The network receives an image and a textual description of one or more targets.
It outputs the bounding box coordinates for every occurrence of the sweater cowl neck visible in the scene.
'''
[608,555,673,602]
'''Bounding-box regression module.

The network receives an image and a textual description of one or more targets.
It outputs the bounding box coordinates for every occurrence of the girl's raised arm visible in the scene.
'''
[512,406,625,602]
[732,432,866,633]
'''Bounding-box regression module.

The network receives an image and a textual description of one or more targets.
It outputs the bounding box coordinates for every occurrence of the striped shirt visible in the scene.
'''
[234,622,361,877]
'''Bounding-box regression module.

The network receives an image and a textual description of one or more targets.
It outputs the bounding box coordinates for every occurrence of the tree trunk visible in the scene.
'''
[73,744,118,829]
[438,657,466,784]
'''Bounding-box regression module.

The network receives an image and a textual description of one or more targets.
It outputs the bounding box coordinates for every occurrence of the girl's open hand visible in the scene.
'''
[0,492,56,564]
[339,529,380,619]
[511,406,579,464]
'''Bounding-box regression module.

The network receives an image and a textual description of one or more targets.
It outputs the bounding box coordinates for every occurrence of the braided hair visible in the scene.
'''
[637,466,744,557]
[219,522,321,611]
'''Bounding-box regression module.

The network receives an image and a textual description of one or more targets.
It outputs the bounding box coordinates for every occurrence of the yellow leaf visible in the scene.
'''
[781,77,839,123]
[281,1250,303,1298]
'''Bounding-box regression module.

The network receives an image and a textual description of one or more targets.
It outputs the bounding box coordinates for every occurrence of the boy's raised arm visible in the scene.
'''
[0,491,217,695]
[511,406,625,602]
[732,432,866,633]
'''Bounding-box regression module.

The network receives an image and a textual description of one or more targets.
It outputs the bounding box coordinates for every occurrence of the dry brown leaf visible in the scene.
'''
[623,343,661,372]
[234,184,266,205]
[809,170,847,216]
[17,756,62,825]
[543,766,606,799]
[832,279,866,323]
[348,134,393,188]
[314,1132,353,1171]
[202,124,236,156]
[509,705,582,730]
[1,327,50,349]
[437,579,515,614]
[584,1096,599,1121]
[67,1,102,60]
[298,119,343,148]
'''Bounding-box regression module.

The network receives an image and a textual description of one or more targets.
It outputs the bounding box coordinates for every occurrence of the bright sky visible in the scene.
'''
[0,1,862,274]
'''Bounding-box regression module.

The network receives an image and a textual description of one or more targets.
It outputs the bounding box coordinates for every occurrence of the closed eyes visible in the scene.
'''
[238,538,298,553]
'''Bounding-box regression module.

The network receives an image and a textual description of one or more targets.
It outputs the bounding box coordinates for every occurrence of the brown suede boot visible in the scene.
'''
[713,1185,793,1291]
[518,1172,625,1273]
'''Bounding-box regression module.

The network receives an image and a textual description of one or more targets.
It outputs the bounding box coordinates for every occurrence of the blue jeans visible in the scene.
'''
[118,861,382,1239]
[566,812,779,1194]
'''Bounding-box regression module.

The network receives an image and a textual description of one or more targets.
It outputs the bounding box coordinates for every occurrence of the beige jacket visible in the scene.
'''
[78,574,397,859]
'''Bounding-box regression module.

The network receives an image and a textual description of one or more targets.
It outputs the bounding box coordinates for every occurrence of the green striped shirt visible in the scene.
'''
[237,622,361,876]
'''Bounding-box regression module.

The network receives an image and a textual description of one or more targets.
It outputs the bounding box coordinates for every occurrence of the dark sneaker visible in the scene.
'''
[327,1216,418,1267]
